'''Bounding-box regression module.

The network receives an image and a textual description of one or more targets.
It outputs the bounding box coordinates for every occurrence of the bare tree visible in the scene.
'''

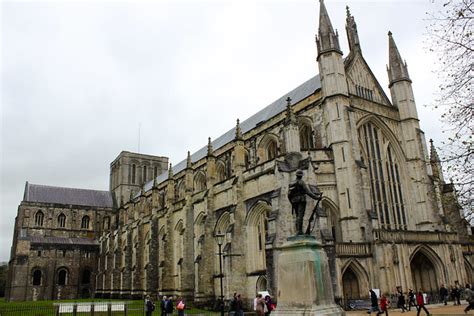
[426,0,473,214]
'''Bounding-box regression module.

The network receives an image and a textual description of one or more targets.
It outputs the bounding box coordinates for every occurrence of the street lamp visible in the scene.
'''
[214,232,225,316]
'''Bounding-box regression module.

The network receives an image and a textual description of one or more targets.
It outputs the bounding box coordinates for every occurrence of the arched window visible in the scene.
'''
[176,180,186,200]
[299,123,314,150]
[32,269,42,286]
[57,268,68,286]
[81,215,90,229]
[143,165,148,184]
[246,202,270,272]
[131,164,136,184]
[194,172,206,192]
[216,161,227,182]
[266,140,278,160]
[258,135,279,163]
[58,213,66,228]
[35,211,44,227]
[81,269,91,284]
[358,121,407,230]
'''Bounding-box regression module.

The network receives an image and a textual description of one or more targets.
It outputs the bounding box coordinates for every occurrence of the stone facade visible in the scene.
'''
[6,1,474,307]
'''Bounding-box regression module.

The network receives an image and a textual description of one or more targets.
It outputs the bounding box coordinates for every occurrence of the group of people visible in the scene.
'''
[144,295,186,316]
[253,293,275,316]
[367,288,429,316]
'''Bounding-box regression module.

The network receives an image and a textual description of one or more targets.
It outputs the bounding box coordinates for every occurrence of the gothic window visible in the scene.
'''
[258,134,279,162]
[143,165,147,183]
[246,202,270,273]
[216,160,227,182]
[35,210,44,227]
[359,122,407,230]
[194,172,206,192]
[266,140,277,160]
[244,149,250,169]
[32,269,42,286]
[299,122,314,150]
[176,180,185,200]
[81,215,90,229]
[131,164,136,184]
[57,268,68,286]
[174,221,184,289]
[57,213,66,228]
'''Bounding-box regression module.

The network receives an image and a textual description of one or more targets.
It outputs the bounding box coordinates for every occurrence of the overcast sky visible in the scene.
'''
[1,0,446,262]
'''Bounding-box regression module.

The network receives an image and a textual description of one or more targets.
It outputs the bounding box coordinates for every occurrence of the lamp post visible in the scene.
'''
[214,232,225,316]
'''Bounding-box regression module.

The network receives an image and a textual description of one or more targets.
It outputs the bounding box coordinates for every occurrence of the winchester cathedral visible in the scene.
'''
[6,1,474,307]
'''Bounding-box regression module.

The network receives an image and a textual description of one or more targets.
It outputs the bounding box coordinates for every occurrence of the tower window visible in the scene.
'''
[58,213,66,228]
[131,164,136,184]
[81,215,90,229]
[35,211,44,227]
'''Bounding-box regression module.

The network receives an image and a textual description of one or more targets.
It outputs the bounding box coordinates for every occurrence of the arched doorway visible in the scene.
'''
[256,275,267,293]
[411,251,438,293]
[342,267,360,300]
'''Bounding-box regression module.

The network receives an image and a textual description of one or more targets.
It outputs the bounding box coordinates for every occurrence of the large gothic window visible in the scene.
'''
[216,161,227,182]
[35,211,44,227]
[246,202,270,273]
[258,134,279,163]
[194,172,206,192]
[359,122,407,230]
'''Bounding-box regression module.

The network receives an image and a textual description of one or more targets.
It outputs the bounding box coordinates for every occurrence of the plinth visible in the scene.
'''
[273,235,344,316]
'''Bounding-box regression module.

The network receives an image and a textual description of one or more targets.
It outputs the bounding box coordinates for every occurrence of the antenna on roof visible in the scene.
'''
[138,123,141,153]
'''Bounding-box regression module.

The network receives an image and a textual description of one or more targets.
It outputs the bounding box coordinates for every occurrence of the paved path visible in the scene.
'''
[346,302,471,316]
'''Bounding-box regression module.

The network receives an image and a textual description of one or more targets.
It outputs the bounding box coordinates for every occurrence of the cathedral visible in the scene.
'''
[6,0,474,308]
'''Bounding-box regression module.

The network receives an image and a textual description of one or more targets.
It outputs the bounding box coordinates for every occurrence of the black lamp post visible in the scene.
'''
[214,232,225,316]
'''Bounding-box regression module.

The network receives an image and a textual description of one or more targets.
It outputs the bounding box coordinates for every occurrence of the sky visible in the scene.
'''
[0,0,446,262]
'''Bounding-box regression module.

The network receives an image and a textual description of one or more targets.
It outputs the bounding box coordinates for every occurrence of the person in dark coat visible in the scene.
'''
[367,289,379,314]
[407,289,416,311]
[145,295,155,316]
[235,293,244,316]
[160,296,167,316]
[464,284,474,313]
[439,284,449,305]
[397,288,407,312]
[165,296,174,316]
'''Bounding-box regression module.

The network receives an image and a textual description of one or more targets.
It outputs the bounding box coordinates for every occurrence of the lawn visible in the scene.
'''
[0,298,219,316]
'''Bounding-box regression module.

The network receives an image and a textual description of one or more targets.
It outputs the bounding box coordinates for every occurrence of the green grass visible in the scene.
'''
[0,298,219,316]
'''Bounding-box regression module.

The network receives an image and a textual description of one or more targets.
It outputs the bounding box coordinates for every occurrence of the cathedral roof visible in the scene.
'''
[144,74,321,191]
[23,182,113,208]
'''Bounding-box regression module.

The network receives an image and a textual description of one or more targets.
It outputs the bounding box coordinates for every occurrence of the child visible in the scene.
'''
[377,294,389,316]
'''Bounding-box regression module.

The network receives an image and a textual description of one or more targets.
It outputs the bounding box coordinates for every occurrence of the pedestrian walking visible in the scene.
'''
[397,288,407,313]
[453,285,462,305]
[377,294,389,316]
[464,284,474,313]
[235,293,244,316]
[145,295,155,316]
[407,289,416,311]
[255,294,266,316]
[416,289,429,316]
[264,295,274,316]
[229,293,237,316]
[440,284,449,305]
[367,289,380,315]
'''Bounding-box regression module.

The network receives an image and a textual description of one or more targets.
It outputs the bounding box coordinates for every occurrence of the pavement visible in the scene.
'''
[346,302,472,316]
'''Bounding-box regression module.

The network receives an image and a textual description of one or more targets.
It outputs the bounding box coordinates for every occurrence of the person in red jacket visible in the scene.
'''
[377,294,389,316]
[416,289,430,316]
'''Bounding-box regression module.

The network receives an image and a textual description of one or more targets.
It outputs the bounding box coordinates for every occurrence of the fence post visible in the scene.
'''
[108,303,112,316]
[91,303,95,316]
[55,304,60,316]
[72,304,77,316]
[124,303,128,316]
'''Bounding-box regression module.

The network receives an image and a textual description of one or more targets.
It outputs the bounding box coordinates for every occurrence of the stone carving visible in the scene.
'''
[288,170,322,235]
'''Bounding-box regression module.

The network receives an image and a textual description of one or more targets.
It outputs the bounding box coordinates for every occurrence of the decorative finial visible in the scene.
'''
[168,163,173,178]
[140,184,146,197]
[152,176,158,189]
[207,137,213,156]
[235,118,242,140]
[186,151,192,169]
[346,5,351,18]
[388,30,392,36]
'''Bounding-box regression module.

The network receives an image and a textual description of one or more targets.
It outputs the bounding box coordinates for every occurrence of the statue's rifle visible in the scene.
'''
[305,194,323,235]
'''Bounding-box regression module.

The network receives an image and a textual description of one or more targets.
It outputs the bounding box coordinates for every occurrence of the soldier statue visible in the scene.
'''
[288,170,322,235]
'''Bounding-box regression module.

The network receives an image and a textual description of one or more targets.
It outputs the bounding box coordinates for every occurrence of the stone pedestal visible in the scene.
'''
[273,236,344,316]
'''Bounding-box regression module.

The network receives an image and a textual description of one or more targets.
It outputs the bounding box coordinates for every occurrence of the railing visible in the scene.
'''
[373,229,459,243]
[335,243,372,257]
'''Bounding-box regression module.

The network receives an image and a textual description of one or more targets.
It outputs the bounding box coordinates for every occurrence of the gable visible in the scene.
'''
[345,53,392,106]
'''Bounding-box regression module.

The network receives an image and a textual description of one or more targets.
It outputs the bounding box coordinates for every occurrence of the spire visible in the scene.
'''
[316,0,341,57]
[345,6,361,53]
[186,151,192,169]
[285,97,297,126]
[168,163,173,179]
[387,31,411,87]
[429,139,440,163]
[207,137,214,157]
[235,119,242,141]
[429,139,442,179]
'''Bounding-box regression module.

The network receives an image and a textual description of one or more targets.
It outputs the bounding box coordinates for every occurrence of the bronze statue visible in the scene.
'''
[288,170,322,235]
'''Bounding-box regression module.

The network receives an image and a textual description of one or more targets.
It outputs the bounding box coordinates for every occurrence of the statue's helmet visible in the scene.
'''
[296,170,303,177]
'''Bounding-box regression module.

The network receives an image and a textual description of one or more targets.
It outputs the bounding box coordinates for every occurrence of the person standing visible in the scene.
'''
[397,288,407,313]
[160,296,167,316]
[165,296,174,316]
[453,285,461,305]
[367,289,379,315]
[464,284,474,313]
[440,284,449,305]
[377,294,389,316]
[416,289,429,316]
[176,297,185,316]
[407,289,416,311]
[255,294,265,316]
[229,293,237,316]
[145,295,155,316]
[235,293,244,316]
[264,295,273,316]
